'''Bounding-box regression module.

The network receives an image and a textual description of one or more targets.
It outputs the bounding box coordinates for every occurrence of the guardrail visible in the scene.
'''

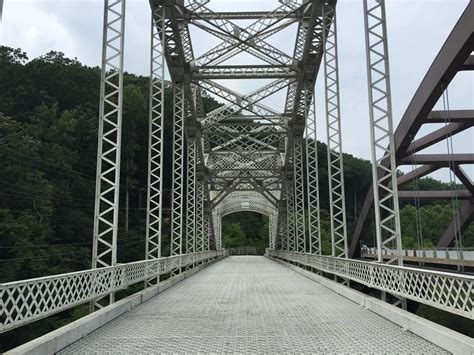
[363,247,474,260]
[267,250,473,320]
[0,250,225,333]
[228,247,257,255]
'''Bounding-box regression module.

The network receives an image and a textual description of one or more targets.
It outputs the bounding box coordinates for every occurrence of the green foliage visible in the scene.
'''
[222,212,269,254]
[0,45,471,348]
[400,202,474,248]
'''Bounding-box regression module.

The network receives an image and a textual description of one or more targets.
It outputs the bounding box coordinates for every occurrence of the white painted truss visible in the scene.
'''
[4,2,471,346]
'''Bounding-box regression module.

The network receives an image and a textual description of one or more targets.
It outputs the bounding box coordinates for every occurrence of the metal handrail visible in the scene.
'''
[0,251,225,333]
[268,250,473,320]
[228,247,258,255]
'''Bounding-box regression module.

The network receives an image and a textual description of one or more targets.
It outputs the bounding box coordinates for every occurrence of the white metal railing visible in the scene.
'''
[0,251,225,333]
[268,250,473,320]
[229,247,257,255]
[363,247,474,261]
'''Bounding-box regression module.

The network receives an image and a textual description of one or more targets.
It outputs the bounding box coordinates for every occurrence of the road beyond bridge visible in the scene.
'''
[58,257,444,354]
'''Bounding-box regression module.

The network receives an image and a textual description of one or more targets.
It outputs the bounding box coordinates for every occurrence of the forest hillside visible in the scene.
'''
[0,46,472,349]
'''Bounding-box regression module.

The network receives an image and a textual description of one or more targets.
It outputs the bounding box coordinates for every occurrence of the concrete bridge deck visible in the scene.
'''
[60,256,445,353]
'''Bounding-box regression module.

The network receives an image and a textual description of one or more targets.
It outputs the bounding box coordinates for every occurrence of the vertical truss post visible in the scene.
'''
[145,5,165,287]
[293,138,306,253]
[305,91,322,255]
[323,3,348,258]
[286,181,296,251]
[203,208,210,252]
[269,214,278,250]
[363,0,403,266]
[213,210,222,250]
[91,0,126,310]
[196,180,204,253]
[186,138,197,255]
[170,82,185,275]
[269,214,274,250]
[278,207,288,250]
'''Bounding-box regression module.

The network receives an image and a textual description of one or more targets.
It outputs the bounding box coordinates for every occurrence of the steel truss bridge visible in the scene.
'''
[1,0,473,353]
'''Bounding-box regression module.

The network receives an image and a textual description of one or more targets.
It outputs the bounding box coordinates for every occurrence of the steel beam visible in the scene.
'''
[404,123,470,156]
[305,93,321,255]
[393,3,473,157]
[398,190,471,200]
[145,5,165,287]
[438,200,474,247]
[185,138,197,255]
[461,54,474,70]
[425,109,474,124]
[293,138,306,253]
[286,180,296,252]
[323,1,347,258]
[192,11,299,20]
[170,82,185,275]
[350,2,474,258]
[363,0,403,266]
[399,154,474,165]
[454,165,474,195]
[91,0,126,310]
[196,180,204,254]
[397,165,438,187]
[193,65,297,79]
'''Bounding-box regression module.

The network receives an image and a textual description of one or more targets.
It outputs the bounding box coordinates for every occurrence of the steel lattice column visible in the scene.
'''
[293,138,306,253]
[196,180,204,253]
[269,214,278,250]
[91,0,126,310]
[305,91,322,255]
[185,138,197,255]
[286,181,296,251]
[213,210,222,250]
[269,214,273,250]
[278,207,288,250]
[145,5,165,287]
[363,0,403,266]
[170,82,185,275]
[203,209,210,252]
[323,3,348,258]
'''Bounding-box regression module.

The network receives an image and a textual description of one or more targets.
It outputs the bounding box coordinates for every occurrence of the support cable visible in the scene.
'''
[409,134,425,259]
[441,86,464,270]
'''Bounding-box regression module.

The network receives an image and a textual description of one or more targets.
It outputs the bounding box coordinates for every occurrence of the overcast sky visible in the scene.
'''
[1,0,473,181]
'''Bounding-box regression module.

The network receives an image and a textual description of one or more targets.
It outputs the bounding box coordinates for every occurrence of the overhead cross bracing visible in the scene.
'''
[145,0,335,253]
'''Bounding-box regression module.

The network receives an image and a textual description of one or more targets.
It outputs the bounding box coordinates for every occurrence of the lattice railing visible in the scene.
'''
[268,250,473,319]
[0,251,225,333]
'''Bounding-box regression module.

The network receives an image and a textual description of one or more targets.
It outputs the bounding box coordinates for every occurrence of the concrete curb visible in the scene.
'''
[6,257,224,355]
[267,256,474,355]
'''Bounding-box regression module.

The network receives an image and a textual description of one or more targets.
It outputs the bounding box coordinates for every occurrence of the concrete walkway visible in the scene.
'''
[60,256,445,353]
